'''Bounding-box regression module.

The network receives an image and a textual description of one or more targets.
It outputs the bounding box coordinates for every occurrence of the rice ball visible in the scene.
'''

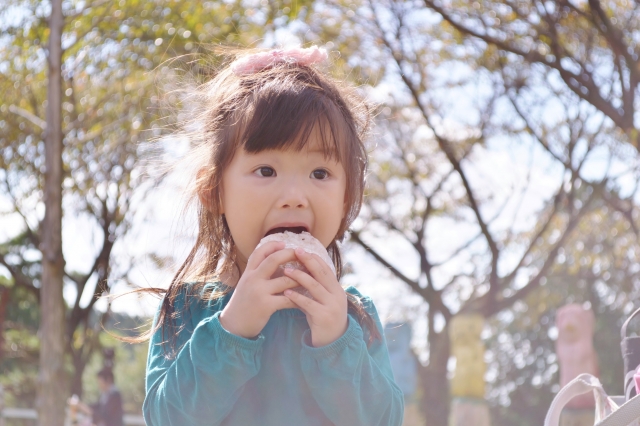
[256,231,336,296]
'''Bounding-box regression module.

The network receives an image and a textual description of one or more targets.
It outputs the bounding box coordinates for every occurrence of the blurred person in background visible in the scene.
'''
[69,367,123,426]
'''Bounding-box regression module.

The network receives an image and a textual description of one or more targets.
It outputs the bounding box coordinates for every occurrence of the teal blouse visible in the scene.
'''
[143,283,404,426]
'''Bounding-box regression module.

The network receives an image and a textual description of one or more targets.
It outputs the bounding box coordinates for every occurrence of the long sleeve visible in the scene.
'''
[299,291,405,426]
[143,293,265,426]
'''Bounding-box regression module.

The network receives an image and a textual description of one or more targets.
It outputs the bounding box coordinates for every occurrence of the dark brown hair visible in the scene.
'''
[97,367,114,383]
[133,48,379,355]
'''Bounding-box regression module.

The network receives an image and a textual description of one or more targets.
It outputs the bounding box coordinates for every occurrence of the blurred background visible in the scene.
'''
[1,0,640,425]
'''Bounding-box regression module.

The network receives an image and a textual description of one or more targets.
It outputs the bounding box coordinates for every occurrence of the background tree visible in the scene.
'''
[292,1,640,425]
[0,0,311,410]
[422,0,640,148]
[40,0,66,423]
[6,2,639,425]
[414,1,640,422]
[487,197,640,426]
[0,275,40,409]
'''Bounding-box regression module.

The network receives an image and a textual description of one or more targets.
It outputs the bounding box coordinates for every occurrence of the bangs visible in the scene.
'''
[239,84,353,162]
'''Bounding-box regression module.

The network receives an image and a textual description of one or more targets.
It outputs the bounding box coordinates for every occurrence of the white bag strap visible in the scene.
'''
[625,370,638,401]
[544,374,611,426]
[596,393,640,426]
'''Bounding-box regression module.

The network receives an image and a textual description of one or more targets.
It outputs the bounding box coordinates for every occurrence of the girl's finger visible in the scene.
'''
[246,241,285,271]
[283,267,330,303]
[255,248,297,277]
[294,249,338,292]
[268,274,301,295]
[284,288,320,313]
[270,295,298,311]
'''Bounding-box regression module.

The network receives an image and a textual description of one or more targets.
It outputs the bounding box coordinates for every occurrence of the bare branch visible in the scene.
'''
[602,191,640,237]
[506,91,566,165]
[0,252,39,298]
[0,183,41,248]
[501,184,565,287]
[350,230,452,319]
[586,0,640,98]
[370,2,502,295]
[475,184,597,316]
[423,0,637,143]
[64,0,112,21]
[9,105,47,130]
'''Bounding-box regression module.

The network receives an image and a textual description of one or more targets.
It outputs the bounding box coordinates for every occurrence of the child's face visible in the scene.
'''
[220,129,347,272]
[97,377,110,392]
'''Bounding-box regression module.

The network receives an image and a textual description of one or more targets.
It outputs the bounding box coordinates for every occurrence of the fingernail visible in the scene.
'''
[284,267,294,274]
[284,289,292,296]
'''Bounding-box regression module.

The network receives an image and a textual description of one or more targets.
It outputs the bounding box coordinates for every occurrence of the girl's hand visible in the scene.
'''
[219,241,299,339]
[283,248,348,347]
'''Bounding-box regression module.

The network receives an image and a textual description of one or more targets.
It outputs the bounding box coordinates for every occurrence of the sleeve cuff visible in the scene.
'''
[208,311,265,351]
[300,315,362,358]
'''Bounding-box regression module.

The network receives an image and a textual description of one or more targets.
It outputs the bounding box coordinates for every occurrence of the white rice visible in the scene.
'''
[256,231,336,275]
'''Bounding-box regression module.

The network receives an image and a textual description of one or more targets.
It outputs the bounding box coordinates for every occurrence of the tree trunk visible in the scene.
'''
[70,357,86,399]
[0,287,9,360]
[419,327,450,426]
[38,0,67,424]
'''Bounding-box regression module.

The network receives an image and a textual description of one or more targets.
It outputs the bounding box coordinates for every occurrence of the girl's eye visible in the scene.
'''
[311,169,329,180]
[255,166,275,177]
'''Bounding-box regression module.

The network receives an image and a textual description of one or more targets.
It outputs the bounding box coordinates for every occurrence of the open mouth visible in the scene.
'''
[264,226,308,237]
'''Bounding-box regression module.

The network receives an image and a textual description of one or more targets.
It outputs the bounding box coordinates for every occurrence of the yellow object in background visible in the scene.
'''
[449,314,486,399]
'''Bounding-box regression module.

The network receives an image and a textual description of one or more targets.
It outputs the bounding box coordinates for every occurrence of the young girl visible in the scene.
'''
[143,46,404,426]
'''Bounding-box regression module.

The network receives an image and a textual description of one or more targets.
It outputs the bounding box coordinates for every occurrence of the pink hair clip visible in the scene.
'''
[230,46,328,75]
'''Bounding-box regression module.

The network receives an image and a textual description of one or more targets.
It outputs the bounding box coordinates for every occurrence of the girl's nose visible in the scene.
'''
[279,179,309,209]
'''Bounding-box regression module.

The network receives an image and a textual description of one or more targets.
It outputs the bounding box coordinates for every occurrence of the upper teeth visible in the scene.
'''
[267,226,306,237]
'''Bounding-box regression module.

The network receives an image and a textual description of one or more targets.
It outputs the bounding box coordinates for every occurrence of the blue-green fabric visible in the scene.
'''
[143,283,404,426]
